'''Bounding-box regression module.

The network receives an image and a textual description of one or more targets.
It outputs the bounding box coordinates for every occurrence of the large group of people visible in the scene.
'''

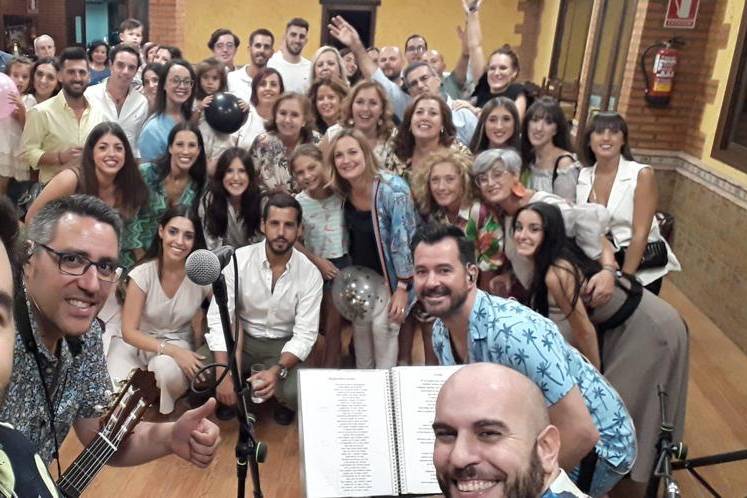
[0,3,689,497]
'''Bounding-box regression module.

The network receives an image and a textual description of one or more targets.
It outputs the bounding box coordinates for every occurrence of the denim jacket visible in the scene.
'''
[370,173,419,306]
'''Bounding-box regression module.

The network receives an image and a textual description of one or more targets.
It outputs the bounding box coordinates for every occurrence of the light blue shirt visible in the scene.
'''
[432,290,636,473]
[295,191,348,259]
[137,113,176,162]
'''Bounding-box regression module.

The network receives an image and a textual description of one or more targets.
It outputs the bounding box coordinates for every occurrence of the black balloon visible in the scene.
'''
[204,92,248,134]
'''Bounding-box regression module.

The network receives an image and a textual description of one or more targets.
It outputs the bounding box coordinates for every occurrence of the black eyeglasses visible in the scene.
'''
[37,243,122,283]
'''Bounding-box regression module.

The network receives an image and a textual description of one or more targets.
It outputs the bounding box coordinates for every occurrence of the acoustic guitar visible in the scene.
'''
[57,369,159,497]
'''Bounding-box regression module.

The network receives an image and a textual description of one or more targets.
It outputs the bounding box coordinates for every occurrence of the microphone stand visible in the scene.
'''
[212,273,267,498]
[645,385,685,498]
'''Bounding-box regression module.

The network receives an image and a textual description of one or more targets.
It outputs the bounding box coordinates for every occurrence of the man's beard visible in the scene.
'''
[267,237,292,256]
[64,83,85,98]
[437,442,547,498]
[252,54,268,67]
[420,284,468,319]
[286,42,302,56]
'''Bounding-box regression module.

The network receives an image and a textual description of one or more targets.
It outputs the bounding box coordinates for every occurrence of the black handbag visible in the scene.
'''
[614,239,668,270]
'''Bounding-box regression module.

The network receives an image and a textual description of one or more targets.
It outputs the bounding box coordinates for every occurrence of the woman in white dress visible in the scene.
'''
[109,206,212,414]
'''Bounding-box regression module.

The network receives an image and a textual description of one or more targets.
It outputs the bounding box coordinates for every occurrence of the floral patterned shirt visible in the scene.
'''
[464,201,507,272]
[249,131,321,194]
[0,288,110,465]
[432,290,637,473]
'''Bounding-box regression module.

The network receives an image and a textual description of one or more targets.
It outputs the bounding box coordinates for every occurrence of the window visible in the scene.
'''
[712,2,747,172]
[319,0,380,49]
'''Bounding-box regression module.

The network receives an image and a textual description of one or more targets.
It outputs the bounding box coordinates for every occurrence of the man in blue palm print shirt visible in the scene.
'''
[412,224,635,497]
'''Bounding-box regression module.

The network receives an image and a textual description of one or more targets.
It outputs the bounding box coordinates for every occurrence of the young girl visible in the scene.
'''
[194,58,250,174]
[0,57,32,194]
[290,144,349,367]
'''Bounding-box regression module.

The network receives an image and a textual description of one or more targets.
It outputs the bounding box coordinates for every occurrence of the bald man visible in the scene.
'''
[33,35,55,58]
[433,363,590,498]
[378,46,404,85]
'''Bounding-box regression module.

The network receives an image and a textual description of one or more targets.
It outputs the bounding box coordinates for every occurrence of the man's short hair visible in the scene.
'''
[119,18,143,32]
[58,46,88,67]
[249,28,274,46]
[286,17,309,31]
[109,43,141,66]
[33,34,53,51]
[262,192,303,225]
[403,61,438,88]
[411,223,476,267]
[405,34,428,50]
[27,195,123,252]
[207,28,239,50]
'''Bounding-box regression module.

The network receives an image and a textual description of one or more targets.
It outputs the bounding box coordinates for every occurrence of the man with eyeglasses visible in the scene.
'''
[208,28,239,71]
[0,195,221,481]
[404,34,428,64]
[21,47,105,184]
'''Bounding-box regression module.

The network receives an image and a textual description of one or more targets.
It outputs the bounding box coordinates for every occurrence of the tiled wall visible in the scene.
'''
[639,150,747,352]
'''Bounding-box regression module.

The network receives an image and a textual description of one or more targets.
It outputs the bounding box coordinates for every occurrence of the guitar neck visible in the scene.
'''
[57,432,119,498]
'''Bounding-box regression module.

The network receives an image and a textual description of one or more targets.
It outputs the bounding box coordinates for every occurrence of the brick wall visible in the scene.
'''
[149,0,186,48]
[0,0,67,52]
[617,0,730,156]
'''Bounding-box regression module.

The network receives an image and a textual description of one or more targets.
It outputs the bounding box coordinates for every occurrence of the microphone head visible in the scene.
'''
[185,249,222,285]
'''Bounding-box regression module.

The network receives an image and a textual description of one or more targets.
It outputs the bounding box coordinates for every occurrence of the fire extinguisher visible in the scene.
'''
[640,37,684,107]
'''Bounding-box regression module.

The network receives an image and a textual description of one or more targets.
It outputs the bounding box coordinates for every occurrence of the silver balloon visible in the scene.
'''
[332,266,388,324]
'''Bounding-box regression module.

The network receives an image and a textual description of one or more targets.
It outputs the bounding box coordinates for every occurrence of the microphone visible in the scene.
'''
[185,246,234,285]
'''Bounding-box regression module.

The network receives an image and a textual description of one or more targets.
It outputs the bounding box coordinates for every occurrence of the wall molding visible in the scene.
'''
[634,149,747,211]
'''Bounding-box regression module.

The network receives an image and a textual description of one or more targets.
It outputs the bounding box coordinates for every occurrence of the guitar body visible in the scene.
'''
[57,369,159,497]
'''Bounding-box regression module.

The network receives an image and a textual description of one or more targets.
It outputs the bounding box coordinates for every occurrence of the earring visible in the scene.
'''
[511,182,528,197]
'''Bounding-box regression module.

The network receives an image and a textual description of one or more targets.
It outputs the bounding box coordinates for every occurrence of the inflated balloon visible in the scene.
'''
[204,92,247,134]
[0,73,19,120]
[332,266,388,324]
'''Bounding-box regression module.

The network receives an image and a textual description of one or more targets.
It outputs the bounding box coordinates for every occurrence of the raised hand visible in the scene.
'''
[328,16,362,49]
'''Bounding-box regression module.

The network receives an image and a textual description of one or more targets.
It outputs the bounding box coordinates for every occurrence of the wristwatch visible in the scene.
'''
[276,364,289,381]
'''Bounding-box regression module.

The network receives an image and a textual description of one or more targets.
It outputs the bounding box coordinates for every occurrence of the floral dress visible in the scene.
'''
[249,131,321,194]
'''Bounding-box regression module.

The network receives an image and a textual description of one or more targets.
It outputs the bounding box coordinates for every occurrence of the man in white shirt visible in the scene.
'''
[267,17,311,94]
[434,363,590,498]
[206,192,323,425]
[227,28,275,103]
[84,44,148,157]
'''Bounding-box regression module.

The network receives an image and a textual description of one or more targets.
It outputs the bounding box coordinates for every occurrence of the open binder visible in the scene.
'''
[298,365,462,497]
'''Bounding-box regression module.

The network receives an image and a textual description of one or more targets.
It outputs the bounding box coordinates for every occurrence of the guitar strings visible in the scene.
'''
[60,394,141,491]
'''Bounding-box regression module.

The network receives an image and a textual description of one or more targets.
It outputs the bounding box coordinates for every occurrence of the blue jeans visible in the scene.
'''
[569,457,628,497]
